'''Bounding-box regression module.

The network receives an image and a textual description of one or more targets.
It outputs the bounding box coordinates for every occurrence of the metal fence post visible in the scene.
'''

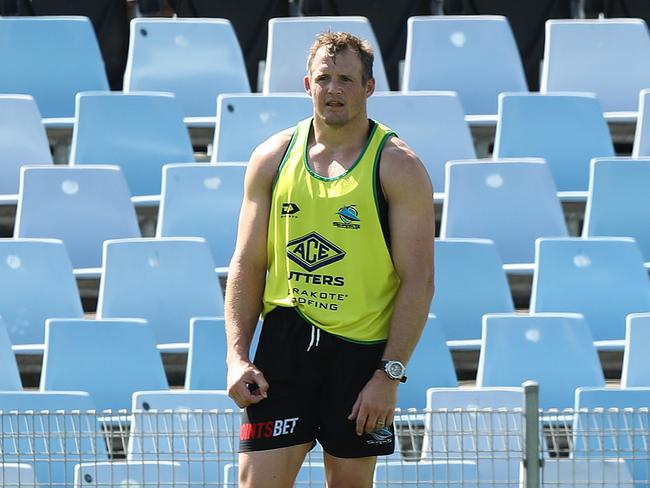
[523,381,541,488]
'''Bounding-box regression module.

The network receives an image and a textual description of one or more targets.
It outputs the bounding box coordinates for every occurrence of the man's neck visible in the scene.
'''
[311,114,370,150]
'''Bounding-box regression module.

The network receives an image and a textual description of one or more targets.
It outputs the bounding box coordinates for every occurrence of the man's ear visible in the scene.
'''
[304,75,312,96]
[365,77,376,98]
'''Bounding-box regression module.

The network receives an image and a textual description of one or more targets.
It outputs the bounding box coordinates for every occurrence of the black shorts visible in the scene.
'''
[239,307,395,458]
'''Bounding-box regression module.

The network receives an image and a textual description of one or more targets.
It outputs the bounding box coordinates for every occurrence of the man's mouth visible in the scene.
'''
[326,101,344,107]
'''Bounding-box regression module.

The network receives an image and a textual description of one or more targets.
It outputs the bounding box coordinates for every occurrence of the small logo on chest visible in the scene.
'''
[333,204,361,229]
[281,203,300,217]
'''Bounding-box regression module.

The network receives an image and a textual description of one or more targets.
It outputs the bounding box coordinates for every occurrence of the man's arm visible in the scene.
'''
[225,130,292,408]
[348,137,435,434]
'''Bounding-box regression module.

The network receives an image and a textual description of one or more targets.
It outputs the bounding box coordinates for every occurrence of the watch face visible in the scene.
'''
[386,361,405,379]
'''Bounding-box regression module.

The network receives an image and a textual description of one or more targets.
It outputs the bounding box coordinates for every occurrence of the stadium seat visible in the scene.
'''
[476,313,605,410]
[74,461,188,488]
[632,88,650,157]
[69,92,195,200]
[0,95,52,199]
[366,92,476,194]
[421,387,524,485]
[129,390,239,488]
[14,166,141,274]
[440,160,568,268]
[157,163,246,269]
[0,463,39,488]
[582,157,650,261]
[97,238,225,348]
[0,391,106,488]
[262,16,390,93]
[573,386,650,485]
[40,319,168,412]
[0,318,22,390]
[403,15,528,116]
[0,239,83,349]
[398,315,457,410]
[373,459,481,488]
[123,18,249,121]
[493,92,615,199]
[622,313,650,387]
[211,93,312,163]
[541,19,650,114]
[430,239,514,346]
[530,238,650,347]
[0,16,109,121]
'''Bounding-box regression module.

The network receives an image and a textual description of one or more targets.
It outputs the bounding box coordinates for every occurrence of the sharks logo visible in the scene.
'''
[368,427,393,445]
[333,205,361,229]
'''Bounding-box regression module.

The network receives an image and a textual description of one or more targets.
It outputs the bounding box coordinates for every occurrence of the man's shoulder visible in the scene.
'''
[379,136,433,193]
[247,127,296,181]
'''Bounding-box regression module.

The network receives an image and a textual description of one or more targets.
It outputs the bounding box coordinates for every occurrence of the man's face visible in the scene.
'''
[304,46,375,128]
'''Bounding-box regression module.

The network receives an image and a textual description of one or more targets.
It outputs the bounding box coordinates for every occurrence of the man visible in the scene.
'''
[225,31,435,488]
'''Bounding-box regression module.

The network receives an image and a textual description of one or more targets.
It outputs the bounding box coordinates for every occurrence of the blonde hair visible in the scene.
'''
[306,31,374,84]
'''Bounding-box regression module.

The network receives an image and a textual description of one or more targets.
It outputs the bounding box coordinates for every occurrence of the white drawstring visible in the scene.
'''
[306,325,321,351]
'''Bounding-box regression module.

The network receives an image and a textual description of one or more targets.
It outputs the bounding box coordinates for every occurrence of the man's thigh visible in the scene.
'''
[324,452,377,488]
[239,442,313,488]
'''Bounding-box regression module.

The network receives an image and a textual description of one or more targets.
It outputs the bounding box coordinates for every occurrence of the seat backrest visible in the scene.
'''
[211,93,312,162]
[157,163,246,268]
[493,92,615,194]
[422,387,524,459]
[583,157,650,261]
[477,313,605,410]
[430,239,514,341]
[440,160,568,265]
[69,91,195,197]
[129,390,239,488]
[14,165,141,270]
[541,19,650,113]
[366,92,475,191]
[74,461,188,488]
[124,18,249,118]
[403,15,528,115]
[633,88,650,157]
[0,391,106,488]
[622,313,650,387]
[40,319,169,412]
[0,238,83,346]
[399,315,457,410]
[0,463,38,488]
[263,16,390,93]
[97,238,225,346]
[0,95,52,195]
[530,237,650,342]
[0,318,22,390]
[0,16,109,119]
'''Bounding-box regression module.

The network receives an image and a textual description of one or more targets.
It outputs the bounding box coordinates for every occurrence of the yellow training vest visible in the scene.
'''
[263,118,400,343]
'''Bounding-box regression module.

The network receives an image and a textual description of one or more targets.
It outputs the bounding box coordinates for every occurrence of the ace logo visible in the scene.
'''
[287,232,346,272]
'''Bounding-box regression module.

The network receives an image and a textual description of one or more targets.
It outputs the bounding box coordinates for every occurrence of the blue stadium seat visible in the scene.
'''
[40,319,168,412]
[14,166,141,273]
[477,313,605,410]
[129,390,239,488]
[366,92,475,194]
[0,318,21,390]
[0,239,83,349]
[422,387,524,485]
[573,387,650,485]
[430,239,514,346]
[541,19,650,114]
[0,391,106,488]
[0,17,109,120]
[633,88,650,157]
[530,238,650,346]
[211,93,312,163]
[69,92,195,200]
[157,163,246,269]
[622,313,650,387]
[263,16,390,93]
[440,160,568,268]
[0,95,52,198]
[0,463,39,488]
[398,315,457,410]
[493,93,615,198]
[373,459,480,488]
[583,157,650,261]
[74,461,189,488]
[403,15,528,116]
[97,238,225,348]
[123,18,249,120]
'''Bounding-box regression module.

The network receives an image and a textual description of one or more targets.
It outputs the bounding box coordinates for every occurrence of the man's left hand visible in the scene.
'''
[347,370,399,435]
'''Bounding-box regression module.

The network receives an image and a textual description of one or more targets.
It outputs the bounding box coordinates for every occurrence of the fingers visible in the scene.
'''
[227,367,270,408]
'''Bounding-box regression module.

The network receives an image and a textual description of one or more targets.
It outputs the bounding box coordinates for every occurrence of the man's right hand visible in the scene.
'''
[227,359,269,408]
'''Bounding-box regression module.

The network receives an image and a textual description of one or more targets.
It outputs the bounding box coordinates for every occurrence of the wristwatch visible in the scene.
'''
[378,360,407,383]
